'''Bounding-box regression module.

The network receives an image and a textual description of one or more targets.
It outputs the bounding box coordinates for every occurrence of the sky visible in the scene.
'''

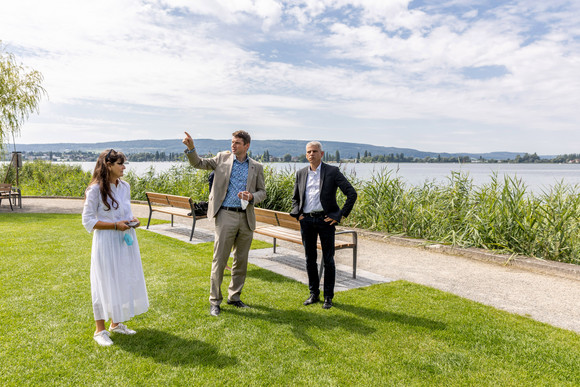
[1,0,579,154]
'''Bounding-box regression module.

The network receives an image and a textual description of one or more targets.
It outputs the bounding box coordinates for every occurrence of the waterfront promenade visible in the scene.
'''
[2,197,579,334]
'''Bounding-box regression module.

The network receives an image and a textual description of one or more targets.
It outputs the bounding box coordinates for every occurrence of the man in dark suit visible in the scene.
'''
[290,141,357,309]
[183,130,266,317]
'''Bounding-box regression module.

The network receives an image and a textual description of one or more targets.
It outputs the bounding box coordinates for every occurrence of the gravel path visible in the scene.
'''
[3,197,579,334]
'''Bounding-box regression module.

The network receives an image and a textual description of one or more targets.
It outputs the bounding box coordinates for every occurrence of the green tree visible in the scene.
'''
[0,44,46,149]
[335,150,340,163]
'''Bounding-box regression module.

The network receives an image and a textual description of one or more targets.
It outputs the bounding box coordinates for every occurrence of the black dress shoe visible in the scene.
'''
[227,299,250,308]
[303,294,320,306]
[210,305,221,316]
[322,297,333,309]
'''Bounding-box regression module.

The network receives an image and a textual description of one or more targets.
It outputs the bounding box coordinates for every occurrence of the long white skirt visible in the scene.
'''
[90,228,149,322]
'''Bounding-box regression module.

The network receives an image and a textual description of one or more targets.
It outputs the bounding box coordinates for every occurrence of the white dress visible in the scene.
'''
[82,180,149,322]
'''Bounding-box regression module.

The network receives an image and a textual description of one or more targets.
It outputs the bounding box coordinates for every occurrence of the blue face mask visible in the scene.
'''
[123,232,133,246]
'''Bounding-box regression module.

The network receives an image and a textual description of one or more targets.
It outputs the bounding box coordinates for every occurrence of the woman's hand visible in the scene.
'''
[115,221,131,231]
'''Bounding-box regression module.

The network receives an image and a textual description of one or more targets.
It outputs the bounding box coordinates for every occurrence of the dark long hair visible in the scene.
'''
[88,149,126,211]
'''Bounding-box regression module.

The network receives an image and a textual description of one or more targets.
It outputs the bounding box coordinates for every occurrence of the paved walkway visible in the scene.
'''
[2,197,579,334]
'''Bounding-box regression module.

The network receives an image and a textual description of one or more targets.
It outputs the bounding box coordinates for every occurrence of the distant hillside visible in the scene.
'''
[8,139,538,160]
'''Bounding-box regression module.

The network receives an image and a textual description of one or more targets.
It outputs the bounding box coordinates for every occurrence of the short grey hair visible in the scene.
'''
[306,141,323,151]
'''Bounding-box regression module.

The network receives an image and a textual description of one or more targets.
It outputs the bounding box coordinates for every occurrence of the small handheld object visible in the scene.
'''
[240,192,249,210]
[123,232,134,246]
[127,221,139,228]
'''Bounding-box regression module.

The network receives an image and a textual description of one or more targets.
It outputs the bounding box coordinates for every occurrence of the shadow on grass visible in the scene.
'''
[114,328,237,368]
[227,304,375,348]
[337,303,446,331]
[245,267,298,285]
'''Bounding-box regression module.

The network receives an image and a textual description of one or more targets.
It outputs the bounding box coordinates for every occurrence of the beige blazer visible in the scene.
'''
[186,150,266,230]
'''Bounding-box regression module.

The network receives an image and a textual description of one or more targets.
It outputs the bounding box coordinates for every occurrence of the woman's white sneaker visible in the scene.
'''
[110,323,136,335]
[94,330,114,346]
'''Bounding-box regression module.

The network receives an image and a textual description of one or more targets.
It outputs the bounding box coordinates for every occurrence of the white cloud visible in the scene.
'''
[160,0,282,30]
[1,0,579,153]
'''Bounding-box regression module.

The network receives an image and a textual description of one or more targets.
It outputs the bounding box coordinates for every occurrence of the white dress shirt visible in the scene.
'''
[303,164,324,213]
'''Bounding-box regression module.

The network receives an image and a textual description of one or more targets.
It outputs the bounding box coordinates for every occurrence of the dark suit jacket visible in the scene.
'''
[290,162,357,222]
[186,150,266,230]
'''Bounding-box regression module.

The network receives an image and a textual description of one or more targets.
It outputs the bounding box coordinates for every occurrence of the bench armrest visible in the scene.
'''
[335,230,357,244]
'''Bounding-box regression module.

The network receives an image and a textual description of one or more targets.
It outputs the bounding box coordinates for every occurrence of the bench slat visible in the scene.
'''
[145,193,169,206]
[256,214,277,224]
[150,206,192,217]
[276,218,301,230]
[167,197,192,208]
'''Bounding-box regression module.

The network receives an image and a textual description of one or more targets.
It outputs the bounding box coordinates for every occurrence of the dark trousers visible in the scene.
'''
[300,216,336,299]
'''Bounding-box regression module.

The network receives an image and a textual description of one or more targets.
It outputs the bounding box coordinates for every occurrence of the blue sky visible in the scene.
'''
[1,0,579,154]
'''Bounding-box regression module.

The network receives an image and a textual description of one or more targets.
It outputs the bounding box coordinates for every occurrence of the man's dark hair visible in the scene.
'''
[232,130,251,145]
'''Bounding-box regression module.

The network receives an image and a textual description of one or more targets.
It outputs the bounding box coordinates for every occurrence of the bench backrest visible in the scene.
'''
[275,211,301,230]
[255,208,300,231]
[0,184,11,195]
[255,208,278,226]
[146,192,193,211]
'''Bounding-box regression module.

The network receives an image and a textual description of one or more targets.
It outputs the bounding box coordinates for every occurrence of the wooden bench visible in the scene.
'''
[254,208,358,279]
[145,192,207,241]
[0,184,17,211]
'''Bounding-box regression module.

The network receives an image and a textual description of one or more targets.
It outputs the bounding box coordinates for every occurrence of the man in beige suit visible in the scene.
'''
[183,130,266,316]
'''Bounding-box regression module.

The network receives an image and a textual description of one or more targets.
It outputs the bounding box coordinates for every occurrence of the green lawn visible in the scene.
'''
[1,213,579,386]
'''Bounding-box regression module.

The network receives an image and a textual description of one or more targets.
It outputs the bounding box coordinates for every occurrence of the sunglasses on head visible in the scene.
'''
[106,149,125,164]
[105,149,115,163]
[105,149,127,165]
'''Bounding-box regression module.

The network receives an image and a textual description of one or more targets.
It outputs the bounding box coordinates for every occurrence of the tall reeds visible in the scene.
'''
[2,161,579,264]
[1,160,92,196]
[343,170,580,264]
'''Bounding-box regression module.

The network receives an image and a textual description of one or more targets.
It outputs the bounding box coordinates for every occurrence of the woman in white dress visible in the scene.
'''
[82,149,149,346]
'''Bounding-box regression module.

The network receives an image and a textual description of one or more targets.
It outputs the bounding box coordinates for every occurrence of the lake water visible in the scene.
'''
[60,161,580,193]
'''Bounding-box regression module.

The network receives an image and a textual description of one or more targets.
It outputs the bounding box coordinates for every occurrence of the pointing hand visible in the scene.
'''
[183,131,195,150]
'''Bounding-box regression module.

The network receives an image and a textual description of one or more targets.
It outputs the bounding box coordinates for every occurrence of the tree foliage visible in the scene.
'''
[0,43,46,149]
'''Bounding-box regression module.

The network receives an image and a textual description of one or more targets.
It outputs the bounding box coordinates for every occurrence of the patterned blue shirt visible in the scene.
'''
[222,157,249,207]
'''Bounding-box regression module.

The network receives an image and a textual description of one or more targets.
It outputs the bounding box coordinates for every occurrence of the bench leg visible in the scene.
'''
[171,214,174,227]
[147,211,153,229]
[5,196,13,211]
[190,216,196,241]
[352,244,357,279]
[273,237,277,253]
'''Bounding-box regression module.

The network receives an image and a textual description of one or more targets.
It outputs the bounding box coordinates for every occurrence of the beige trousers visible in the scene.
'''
[210,209,253,306]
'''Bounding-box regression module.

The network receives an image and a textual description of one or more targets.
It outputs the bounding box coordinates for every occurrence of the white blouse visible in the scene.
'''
[82,180,134,232]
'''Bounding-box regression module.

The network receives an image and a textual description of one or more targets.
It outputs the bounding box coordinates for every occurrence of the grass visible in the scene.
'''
[1,213,579,386]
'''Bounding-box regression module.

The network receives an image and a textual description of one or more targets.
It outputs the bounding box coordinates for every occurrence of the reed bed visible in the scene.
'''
[3,161,579,264]
[344,170,580,264]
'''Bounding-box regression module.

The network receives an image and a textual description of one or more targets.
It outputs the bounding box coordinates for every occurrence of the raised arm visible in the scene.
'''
[182,131,218,170]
